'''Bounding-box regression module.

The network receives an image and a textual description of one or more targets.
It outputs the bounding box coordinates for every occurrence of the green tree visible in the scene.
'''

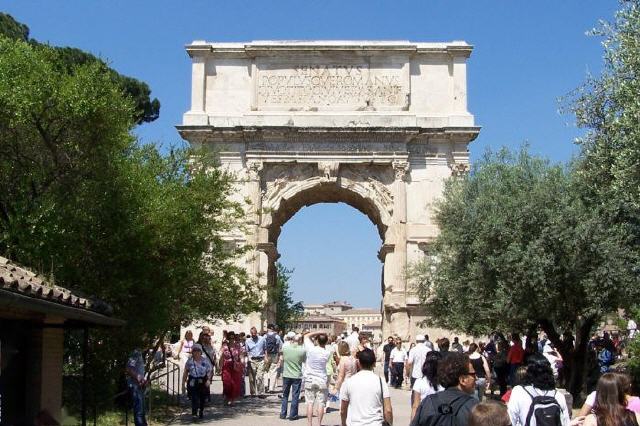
[411,148,639,397]
[0,12,160,124]
[272,262,304,332]
[569,0,640,247]
[0,12,29,41]
[0,36,257,400]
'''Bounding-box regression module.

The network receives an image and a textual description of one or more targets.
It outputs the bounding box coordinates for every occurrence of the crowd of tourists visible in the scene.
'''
[125,322,639,426]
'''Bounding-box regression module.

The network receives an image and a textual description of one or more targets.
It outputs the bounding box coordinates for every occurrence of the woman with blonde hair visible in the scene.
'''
[332,341,357,398]
[176,330,195,374]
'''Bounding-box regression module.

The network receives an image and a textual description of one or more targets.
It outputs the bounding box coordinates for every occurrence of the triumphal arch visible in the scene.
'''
[178,41,479,340]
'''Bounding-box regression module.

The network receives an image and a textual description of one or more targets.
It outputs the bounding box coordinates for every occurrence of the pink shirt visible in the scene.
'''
[627,396,640,413]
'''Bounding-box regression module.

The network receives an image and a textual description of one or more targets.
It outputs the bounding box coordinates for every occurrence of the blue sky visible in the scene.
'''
[3,1,618,308]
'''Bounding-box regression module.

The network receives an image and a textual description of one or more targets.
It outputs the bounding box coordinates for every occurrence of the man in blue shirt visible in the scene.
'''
[246,326,266,396]
[126,349,147,426]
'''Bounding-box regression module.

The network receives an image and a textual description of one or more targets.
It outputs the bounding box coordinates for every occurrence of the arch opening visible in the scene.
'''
[267,182,389,245]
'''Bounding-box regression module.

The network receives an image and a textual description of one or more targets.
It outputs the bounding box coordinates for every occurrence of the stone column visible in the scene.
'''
[451,55,468,115]
[246,160,264,288]
[391,160,408,296]
[190,55,206,113]
[256,242,279,326]
[382,160,411,340]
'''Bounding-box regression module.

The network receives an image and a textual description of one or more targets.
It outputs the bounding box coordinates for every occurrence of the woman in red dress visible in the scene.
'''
[219,331,246,406]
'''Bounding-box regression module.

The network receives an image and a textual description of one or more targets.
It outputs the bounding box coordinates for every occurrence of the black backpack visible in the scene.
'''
[411,392,474,426]
[265,333,279,355]
[523,388,562,426]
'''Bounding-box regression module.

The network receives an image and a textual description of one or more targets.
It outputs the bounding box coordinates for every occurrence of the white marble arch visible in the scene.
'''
[178,40,480,340]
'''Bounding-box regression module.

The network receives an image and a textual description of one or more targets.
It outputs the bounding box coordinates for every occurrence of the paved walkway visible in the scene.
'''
[168,372,414,426]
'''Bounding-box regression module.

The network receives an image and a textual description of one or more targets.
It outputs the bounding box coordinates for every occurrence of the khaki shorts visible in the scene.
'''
[304,381,328,406]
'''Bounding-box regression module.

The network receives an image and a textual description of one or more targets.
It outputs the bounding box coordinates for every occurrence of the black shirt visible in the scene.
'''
[383,342,394,363]
[411,388,477,426]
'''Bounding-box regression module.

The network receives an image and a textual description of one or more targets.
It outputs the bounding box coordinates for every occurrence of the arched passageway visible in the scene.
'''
[178,40,479,339]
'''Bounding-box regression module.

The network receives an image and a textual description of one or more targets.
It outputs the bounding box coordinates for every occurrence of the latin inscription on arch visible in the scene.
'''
[256,64,408,109]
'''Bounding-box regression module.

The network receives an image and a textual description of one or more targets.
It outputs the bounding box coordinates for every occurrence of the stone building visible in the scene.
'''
[333,308,382,331]
[292,314,346,336]
[0,256,123,424]
[303,301,351,316]
[179,40,478,340]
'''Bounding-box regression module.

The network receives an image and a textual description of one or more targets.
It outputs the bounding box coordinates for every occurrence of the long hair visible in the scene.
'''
[594,373,630,426]
[422,351,443,389]
[523,354,555,390]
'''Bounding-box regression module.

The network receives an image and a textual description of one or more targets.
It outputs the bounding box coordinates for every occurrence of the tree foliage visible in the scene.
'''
[272,262,304,332]
[0,36,257,394]
[0,12,29,41]
[569,0,640,243]
[411,148,639,395]
[0,12,160,124]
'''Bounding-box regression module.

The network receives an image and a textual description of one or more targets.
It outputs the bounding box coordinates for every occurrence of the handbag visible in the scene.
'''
[379,377,391,426]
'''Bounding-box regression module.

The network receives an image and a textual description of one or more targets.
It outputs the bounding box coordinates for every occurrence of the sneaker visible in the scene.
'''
[279,414,287,419]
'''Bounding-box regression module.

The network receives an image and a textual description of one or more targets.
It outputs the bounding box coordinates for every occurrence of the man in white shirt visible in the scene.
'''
[405,334,430,387]
[303,330,332,426]
[346,326,360,354]
[340,348,393,426]
[389,337,407,389]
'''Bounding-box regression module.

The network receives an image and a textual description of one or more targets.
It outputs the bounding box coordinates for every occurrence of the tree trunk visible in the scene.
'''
[539,317,595,400]
[568,316,596,400]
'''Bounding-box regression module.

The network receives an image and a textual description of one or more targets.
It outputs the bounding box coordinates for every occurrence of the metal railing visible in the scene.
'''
[89,358,181,425]
[148,358,182,415]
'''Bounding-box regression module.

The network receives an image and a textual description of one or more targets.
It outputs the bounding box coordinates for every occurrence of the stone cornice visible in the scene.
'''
[186,40,473,58]
[177,125,480,144]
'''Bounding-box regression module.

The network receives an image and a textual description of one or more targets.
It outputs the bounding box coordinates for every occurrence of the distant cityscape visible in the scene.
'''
[293,300,383,342]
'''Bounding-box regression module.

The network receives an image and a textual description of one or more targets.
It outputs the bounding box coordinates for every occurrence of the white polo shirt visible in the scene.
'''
[341,370,390,426]
[390,347,407,363]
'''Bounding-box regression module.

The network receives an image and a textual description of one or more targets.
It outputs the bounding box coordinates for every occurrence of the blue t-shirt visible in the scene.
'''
[186,356,212,378]
[246,335,266,358]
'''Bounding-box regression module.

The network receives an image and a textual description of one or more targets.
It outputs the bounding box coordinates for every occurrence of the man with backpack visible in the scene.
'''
[507,354,570,426]
[411,352,478,426]
[264,323,283,393]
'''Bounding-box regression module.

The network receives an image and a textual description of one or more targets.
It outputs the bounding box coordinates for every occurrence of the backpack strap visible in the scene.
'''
[450,394,474,419]
[523,387,537,426]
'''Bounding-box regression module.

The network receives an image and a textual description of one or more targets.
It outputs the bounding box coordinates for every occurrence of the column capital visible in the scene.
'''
[246,160,264,180]
[448,162,469,177]
[392,160,409,181]
[256,242,280,262]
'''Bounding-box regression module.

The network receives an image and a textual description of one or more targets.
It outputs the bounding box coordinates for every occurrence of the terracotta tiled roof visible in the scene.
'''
[0,256,112,315]
[335,308,381,315]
